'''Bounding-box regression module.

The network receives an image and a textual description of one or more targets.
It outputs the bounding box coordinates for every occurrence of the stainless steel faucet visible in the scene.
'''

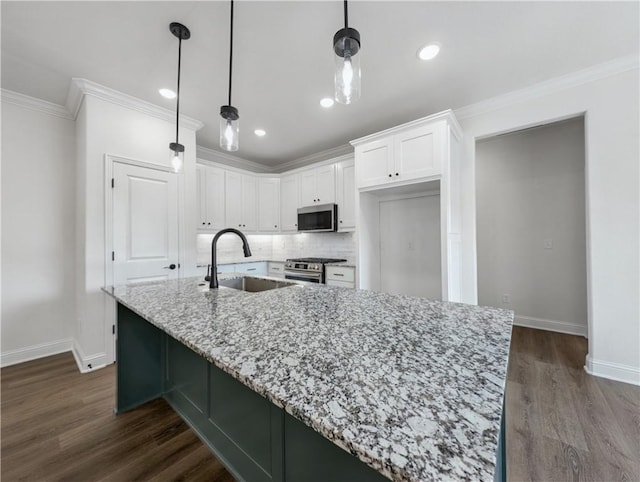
[209,228,252,289]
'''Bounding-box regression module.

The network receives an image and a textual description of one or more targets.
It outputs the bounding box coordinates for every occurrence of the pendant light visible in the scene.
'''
[220,0,239,152]
[333,0,361,104]
[169,22,190,173]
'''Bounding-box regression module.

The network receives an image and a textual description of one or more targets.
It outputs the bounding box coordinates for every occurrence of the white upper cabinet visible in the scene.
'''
[280,174,299,232]
[353,119,446,190]
[336,158,356,231]
[258,178,280,232]
[299,164,336,206]
[354,138,393,188]
[225,171,257,231]
[197,165,226,231]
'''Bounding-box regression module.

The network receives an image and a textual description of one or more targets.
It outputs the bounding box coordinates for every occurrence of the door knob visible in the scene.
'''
[163,264,177,270]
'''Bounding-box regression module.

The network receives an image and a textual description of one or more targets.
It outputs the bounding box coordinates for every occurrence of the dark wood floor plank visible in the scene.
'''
[2,328,639,482]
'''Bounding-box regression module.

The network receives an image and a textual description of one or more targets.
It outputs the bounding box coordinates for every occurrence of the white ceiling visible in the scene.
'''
[2,1,638,168]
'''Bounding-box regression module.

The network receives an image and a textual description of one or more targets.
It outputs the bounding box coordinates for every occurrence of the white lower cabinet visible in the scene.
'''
[235,261,268,276]
[268,261,285,278]
[325,266,356,288]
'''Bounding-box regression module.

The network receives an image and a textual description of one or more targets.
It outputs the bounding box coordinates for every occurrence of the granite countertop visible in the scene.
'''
[105,276,512,481]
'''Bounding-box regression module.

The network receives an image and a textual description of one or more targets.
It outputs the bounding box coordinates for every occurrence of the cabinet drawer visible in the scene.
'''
[325,266,355,283]
[268,262,285,278]
[235,262,267,275]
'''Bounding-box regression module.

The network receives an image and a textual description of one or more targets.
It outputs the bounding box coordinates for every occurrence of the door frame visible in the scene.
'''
[104,154,185,362]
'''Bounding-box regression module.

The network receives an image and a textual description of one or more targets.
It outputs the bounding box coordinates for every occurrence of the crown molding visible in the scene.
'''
[454,55,640,120]
[196,145,276,173]
[66,78,204,131]
[350,109,459,147]
[1,89,73,120]
[274,144,353,173]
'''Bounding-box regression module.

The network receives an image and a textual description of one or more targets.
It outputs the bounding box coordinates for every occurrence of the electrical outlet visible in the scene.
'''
[502,294,511,304]
[544,238,553,249]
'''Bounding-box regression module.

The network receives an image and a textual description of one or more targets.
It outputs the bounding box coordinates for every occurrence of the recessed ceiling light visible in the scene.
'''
[159,88,177,99]
[417,43,440,61]
[254,129,266,137]
[320,97,335,108]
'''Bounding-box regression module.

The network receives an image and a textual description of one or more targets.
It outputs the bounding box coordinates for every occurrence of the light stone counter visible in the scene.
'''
[105,276,512,481]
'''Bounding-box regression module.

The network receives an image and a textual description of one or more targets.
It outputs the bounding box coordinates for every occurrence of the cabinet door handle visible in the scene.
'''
[275,225,277,228]
[334,273,344,277]
[388,174,392,178]
[238,224,242,227]
[247,268,256,271]
[272,267,280,271]
[340,220,343,223]
[395,173,399,176]
[207,222,211,225]
[202,222,206,225]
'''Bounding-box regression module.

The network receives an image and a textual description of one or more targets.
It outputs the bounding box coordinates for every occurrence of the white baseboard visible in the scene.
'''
[1,338,73,368]
[585,355,640,386]
[514,315,588,338]
[72,340,107,374]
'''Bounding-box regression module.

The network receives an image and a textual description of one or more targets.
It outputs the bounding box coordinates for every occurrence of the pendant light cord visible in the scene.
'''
[344,0,348,29]
[175,36,182,148]
[228,0,234,106]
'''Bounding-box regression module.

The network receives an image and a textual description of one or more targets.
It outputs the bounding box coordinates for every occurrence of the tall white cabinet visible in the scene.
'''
[351,110,463,302]
[258,178,280,232]
[196,165,226,231]
[280,174,300,232]
[336,158,355,231]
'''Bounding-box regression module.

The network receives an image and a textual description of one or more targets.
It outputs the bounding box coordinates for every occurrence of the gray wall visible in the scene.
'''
[476,117,587,335]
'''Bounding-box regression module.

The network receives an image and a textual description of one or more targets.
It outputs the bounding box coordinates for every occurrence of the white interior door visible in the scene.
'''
[113,162,180,284]
[379,195,441,299]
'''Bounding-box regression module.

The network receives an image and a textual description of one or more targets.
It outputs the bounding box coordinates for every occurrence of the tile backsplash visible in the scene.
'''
[196,232,356,265]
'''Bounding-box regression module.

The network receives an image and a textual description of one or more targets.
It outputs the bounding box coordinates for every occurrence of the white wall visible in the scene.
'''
[75,94,198,370]
[1,101,76,365]
[476,118,587,336]
[457,62,639,384]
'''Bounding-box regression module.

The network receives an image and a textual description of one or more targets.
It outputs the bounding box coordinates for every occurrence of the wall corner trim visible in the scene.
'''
[1,89,74,120]
[454,55,640,120]
[0,338,74,368]
[66,78,204,131]
[71,340,108,374]
[585,355,640,386]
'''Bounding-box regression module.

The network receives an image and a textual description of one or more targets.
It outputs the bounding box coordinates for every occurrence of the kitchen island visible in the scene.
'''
[105,276,513,482]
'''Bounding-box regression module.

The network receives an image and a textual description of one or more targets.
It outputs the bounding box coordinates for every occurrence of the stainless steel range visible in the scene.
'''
[284,257,347,284]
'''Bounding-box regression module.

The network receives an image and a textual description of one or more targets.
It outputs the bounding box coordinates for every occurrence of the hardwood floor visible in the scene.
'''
[507,327,640,481]
[1,327,638,481]
[1,353,234,481]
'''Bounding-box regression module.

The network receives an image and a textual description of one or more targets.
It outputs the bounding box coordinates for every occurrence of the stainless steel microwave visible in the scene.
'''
[297,203,338,232]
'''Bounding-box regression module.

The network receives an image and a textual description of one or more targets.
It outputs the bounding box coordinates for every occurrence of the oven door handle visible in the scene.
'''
[284,271,322,282]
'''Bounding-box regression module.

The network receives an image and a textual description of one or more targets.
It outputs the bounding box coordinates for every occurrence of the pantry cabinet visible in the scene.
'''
[299,165,335,206]
[351,109,463,302]
[336,158,355,231]
[196,165,226,231]
[258,178,280,232]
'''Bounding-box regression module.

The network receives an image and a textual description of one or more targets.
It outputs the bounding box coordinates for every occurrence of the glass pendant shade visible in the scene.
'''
[169,142,184,173]
[220,105,239,152]
[333,28,361,104]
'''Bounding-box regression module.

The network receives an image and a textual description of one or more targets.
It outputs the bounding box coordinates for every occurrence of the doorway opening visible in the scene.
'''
[475,116,588,338]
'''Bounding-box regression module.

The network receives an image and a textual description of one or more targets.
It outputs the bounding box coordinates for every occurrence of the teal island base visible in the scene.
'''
[116,303,388,482]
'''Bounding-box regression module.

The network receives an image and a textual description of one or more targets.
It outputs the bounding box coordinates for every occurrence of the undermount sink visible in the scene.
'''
[218,276,295,293]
